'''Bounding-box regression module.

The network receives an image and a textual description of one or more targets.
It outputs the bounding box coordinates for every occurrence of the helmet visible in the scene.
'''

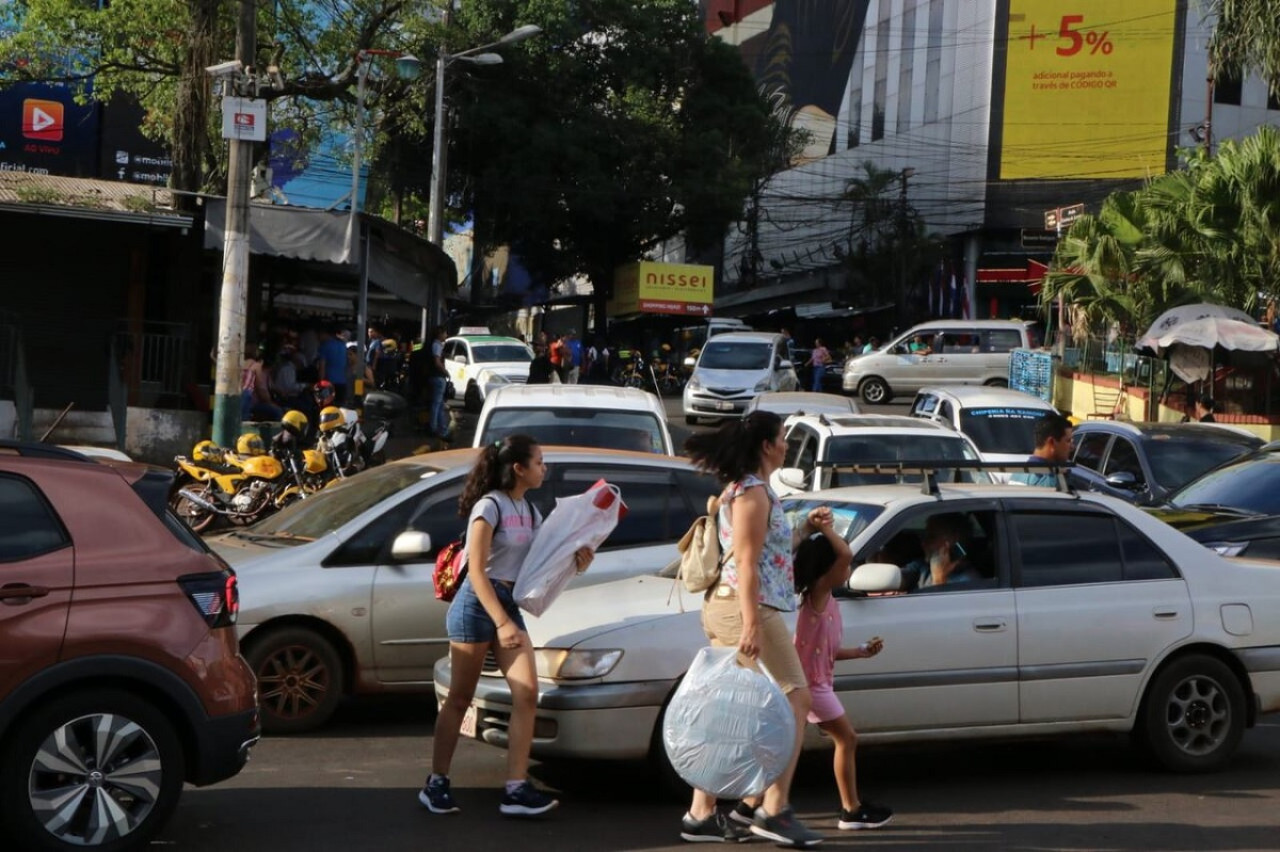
[236,433,265,456]
[661,343,672,352]
[318,406,344,433]
[381,339,398,353]
[192,439,222,462]
[314,380,336,406]
[282,410,309,435]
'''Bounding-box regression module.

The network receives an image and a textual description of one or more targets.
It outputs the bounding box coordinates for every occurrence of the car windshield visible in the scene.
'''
[247,463,441,540]
[479,409,667,454]
[1142,437,1256,490]
[820,435,984,485]
[472,343,532,363]
[782,498,884,542]
[958,407,1051,454]
[699,342,772,370]
[1169,454,1280,514]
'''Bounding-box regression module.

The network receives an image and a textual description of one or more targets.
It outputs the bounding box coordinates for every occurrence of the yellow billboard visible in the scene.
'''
[609,262,714,317]
[1000,0,1177,180]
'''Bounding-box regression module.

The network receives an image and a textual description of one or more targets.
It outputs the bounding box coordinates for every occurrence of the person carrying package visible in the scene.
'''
[679,410,827,848]
[775,527,894,832]
[422,435,594,818]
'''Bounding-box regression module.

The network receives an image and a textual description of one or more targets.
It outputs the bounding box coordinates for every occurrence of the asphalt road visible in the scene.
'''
[157,697,1280,851]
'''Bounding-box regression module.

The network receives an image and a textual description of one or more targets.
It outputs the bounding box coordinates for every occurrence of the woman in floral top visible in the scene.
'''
[678,410,829,848]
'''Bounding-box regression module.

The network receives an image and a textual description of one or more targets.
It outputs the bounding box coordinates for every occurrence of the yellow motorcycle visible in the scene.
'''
[171,434,291,532]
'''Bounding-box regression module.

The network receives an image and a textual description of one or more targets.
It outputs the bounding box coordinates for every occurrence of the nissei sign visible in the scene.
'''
[610,261,714,317]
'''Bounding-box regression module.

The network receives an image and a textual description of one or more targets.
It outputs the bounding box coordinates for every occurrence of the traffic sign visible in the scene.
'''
[1060,203,1085,225]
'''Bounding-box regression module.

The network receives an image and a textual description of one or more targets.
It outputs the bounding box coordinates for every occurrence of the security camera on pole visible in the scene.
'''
[210,0,264,449]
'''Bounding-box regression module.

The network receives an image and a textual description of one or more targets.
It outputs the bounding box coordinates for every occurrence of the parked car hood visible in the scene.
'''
[524,572,700,647]
[694,367,768,387]
[206,529,326,565]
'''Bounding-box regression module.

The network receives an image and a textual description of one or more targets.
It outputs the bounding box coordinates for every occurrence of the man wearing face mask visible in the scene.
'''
[902,513,983,591]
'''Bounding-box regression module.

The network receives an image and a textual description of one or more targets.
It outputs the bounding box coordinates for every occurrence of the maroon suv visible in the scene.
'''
[0,442,259,851]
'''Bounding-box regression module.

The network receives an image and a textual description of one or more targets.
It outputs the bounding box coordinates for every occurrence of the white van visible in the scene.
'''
[841,319,1040,404]
[474,384,674,455]
[682,331,799,424]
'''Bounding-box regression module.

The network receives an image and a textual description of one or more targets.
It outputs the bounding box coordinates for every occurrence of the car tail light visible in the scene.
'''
[178,570,240,628]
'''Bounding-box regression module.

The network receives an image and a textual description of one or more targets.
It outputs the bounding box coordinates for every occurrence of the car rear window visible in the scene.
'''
[699,342,772,370]
[250,463,443,539]
[959,408,1051,455]
[1142,437,1256,490]
[480,408,667,454]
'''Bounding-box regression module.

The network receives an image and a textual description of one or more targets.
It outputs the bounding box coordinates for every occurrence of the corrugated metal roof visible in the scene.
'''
[0,172,185,221]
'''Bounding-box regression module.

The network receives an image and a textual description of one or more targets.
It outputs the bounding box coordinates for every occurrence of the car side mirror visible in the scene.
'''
[849,562,903,594]
[390,531,433,561]
[452,354,466,364]
[1104,471,1140,489]
[777,467,808,490]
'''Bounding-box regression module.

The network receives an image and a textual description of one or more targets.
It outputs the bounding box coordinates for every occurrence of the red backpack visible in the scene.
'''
[433,496,499,602]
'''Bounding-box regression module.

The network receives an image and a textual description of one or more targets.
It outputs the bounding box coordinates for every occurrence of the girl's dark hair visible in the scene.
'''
[683,410,783,484]
[459,434,539,516]
[794,533,836,596]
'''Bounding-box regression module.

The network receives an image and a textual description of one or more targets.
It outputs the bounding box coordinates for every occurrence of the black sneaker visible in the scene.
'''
[837,803,894,830]
[499,781,559,817]
[418,775,460,814]
[680,811,753,843]
[751,806,823,847]
[728,802,758,827]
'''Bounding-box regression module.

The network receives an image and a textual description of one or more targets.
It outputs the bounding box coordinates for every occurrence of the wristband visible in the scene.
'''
[496,618,511,630]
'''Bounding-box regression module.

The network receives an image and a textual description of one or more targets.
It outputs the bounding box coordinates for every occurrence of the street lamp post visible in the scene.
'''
[421,23,542,338]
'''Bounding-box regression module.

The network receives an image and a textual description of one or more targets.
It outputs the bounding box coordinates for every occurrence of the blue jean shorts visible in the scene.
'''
[445,576,527,643]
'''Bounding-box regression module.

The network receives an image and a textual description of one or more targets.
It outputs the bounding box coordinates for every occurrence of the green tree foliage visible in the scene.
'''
[1206,0,1280,94]
[1044,126,1280,333]
[380,0,788,302]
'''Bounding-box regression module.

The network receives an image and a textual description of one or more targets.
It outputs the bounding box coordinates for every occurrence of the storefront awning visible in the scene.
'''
[203,200,455,309]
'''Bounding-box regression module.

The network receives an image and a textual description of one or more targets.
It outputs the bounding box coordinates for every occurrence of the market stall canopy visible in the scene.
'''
[1142,315,1278,383]
[203,200,455,309]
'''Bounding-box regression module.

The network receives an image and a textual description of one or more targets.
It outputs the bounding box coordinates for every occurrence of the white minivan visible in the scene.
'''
[682,331,799,424]
[841,319,1040,404]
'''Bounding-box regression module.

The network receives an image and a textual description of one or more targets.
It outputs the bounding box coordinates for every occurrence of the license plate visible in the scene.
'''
[460,704,478,738]
[716,401,735,411]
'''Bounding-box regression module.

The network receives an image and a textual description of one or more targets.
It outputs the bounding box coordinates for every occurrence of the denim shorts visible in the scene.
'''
[445,575,527,643]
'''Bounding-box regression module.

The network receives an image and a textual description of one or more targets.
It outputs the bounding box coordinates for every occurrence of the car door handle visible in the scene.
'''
[973,619,1007,632]
[0,583,50,604]
[1152,608,1181,620]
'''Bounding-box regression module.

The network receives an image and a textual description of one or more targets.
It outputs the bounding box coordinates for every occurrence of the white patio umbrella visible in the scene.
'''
[1149,316,1279,383]
[1136,303,1258,352]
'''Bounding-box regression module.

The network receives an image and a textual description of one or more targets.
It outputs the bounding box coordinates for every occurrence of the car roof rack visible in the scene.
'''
[824,460,1077,497]
[0,440,94,463]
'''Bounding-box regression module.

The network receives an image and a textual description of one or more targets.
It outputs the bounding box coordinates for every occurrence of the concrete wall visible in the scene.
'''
[27,406,208,466]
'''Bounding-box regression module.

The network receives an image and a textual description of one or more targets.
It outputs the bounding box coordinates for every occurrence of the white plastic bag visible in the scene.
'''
[662,646,796,798]
[515,479,626,616]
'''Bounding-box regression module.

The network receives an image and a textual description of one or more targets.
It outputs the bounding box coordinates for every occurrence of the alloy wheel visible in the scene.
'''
[1164,672,1232,757]
[28,712,164,847]
[257,644,332,723]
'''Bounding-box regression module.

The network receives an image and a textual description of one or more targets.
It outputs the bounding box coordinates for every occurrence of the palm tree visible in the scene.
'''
[1207,0,1280,97]
[1043,192,1149,333]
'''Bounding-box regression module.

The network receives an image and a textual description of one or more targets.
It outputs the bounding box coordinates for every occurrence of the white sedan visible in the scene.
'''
[436,477,1280,775]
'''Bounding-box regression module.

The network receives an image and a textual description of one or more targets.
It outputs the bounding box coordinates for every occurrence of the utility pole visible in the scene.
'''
[211,0,257,448]
[424,5,452,338]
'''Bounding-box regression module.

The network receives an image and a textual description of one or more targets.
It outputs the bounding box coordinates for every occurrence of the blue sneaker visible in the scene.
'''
[418,775,460,814]
[499,781,559,816]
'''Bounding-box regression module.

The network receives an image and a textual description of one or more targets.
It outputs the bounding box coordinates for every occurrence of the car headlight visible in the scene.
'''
[1203,541,1247,557]
[478,369,510,385]
[754,378,771,392]
[686,377,702,391]
[534,648,623,679]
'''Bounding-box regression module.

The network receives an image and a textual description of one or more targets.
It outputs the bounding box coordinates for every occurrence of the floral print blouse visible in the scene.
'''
[718,474,796,612]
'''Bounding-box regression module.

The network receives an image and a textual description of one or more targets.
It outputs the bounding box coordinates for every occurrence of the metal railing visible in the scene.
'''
[111,321,192,407]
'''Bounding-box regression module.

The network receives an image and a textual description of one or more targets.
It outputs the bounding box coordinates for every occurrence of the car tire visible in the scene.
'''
[0,689,185,852]
[983,378,1009,388]
[859,377,891,404]
[685,415,699,425]
[1137,654,1245,772]
[245,627,345,734]
[464,382,482,413]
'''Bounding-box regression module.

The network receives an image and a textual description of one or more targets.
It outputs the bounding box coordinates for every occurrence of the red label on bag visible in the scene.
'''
[589,479,627,519]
